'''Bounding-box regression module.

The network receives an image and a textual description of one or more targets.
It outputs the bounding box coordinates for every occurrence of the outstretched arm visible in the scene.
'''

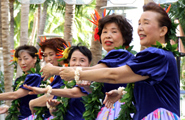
[60,65,149,84]
[0,88,30,100]
[29,95,54,114]
[41,63,62,81]
[24,85,87,98]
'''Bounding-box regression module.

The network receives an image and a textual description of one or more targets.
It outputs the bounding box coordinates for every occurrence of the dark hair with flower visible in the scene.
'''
[144,2,178,42]
[98,14,133,46]
[39,37,69,63]
[7,45,41,120]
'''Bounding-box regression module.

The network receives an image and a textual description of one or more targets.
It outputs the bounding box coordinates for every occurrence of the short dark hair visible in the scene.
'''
[15,45,38,58]
[97,14,133,46]
[67,44,92,63]
[143,2,171,42]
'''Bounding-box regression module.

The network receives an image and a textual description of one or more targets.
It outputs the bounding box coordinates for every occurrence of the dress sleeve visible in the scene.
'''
[20,73,41,90]
[50,75,65,89]
[74,85,89,95]
[98,49,134,67]
[126,47,169,85]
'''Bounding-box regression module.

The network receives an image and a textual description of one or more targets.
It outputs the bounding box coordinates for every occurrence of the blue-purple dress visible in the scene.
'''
[44,75,65,119]
[25,75,64,120]
[96,49,135,120]
[126,47,180,120]
[16,73,42,120]
[63,86,89,120]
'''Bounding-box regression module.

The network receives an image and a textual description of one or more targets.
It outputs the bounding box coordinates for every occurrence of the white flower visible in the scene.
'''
[162,43,167,48]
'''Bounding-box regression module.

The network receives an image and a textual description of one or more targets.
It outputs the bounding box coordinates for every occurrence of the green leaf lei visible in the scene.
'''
[5,74,26,120]
[151,41,179,57]
[82,82,104,120]
[117,42,179,120]
[82,45,137,120]
[52,80,76,120]
[5,57,40,120]
[115,83,136,120]
[34,80,51,120]
[114,45,137,120]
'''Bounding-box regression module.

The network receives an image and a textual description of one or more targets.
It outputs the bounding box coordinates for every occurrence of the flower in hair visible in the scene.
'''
[57,42,71,61]
[10,49,17,62]
[89,9,106,42]
[35,48,43,60]
[38,36,46,46]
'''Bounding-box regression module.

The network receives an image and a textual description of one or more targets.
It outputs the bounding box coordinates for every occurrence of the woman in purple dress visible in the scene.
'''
[40,14,135,119]
[0,45,42,120]
[60,2,180,120]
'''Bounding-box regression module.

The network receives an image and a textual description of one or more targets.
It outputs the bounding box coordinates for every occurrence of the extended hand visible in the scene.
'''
[40,63,54,81]
[47,99,60,107]
[0,106,9,114]
[103,90,122,108]
[76,80,91,87]
[23,84,47,94]
[59,67,75,81]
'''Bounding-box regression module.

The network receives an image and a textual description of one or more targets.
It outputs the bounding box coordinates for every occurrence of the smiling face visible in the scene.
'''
[43,47,60,66]
[17,51,37,73]
[101,22,125,52]
[138,11,166,47]
[69,50,90,67]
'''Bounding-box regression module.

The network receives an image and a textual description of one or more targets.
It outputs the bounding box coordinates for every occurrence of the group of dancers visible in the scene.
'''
[0,2,181,120]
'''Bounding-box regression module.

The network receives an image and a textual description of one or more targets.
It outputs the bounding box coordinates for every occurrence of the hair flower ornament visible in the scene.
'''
[35,48,43,60]
[57,42,71,61]
[89,9,107,42]
[10,49,18,62]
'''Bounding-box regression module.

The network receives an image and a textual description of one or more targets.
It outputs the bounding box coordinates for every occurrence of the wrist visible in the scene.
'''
[46,85,52,97]
[74,67,82,84]
[117,87,127,99]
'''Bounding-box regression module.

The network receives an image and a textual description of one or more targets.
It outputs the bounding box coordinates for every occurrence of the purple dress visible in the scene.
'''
[126,47,180,120]
[96,49,135,120]
[25,75,64,120]
[16,73,42,120]
[63,85,89,120]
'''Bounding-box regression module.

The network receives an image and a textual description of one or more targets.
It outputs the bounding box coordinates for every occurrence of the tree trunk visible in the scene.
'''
[17,3,30,78]
[64,4,75,45]
[1,0,12,106]
[36,3,48,49]
[0,4,2,48]
[90,0,107,65]
[20,4,29,45]
[9,0,14,49]
[30,12,38,46]
[144,0,154,4]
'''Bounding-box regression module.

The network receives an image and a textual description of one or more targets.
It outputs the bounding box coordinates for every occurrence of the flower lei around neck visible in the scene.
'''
[52,79,76,120]
[82,45,137,120]
[114,45,137,120]
[33,37,71,119]
[116,4,179,120]
[49,44,74,120]
[6,53,41,120]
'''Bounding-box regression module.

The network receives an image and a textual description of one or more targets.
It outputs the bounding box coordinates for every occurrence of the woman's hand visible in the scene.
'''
[47,99,60,107]
[47,99,60,116]
[103,90,123,108]
[59,67,75,81]
[40,63,54,81]
[76,80,91,87]
[23,84,47,95]
[76,80,92,93]
[29,100,36,115]
[0,106,9,114]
